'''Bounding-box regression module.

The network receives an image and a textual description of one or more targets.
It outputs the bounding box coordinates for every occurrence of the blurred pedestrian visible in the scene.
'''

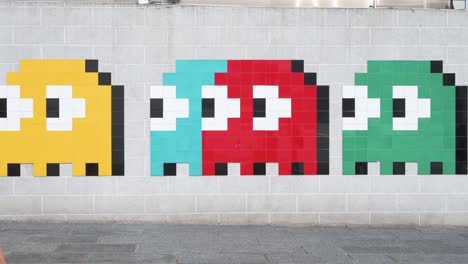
[0,247,6,264]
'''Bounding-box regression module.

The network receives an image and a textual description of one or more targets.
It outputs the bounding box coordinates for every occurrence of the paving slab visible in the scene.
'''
[1,223,468,264]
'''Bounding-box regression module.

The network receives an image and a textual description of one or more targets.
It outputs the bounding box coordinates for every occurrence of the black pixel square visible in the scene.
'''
[215,163,228,176]
[355,162,368,175]
[46,99,60,118]
[317,86,329,99]
[86,163,99,176]
[150,99,163,118]
[98,72,111,85]
[47,163,60,176]
[7,163,20,177]
[393,99,405,118]
[430,60,443,73]
[304,73,316,85]
[342,98,355,118]
[291,162,304,175]
[253,163,266,175]
[85,60,98,72]
[202,98,215,118]
[291,60,304,72]
[430,162,443,174]
[443,73,456,86]
[112,85,124,99]
[112,163,124,176]
[164,163,177,176]
[317,162,329,175]
[253,98,266,118]
[0,98,6,118]
[393,162,405,175]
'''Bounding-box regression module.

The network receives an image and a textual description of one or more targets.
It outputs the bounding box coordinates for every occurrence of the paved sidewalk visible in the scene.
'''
[1,223,468,264]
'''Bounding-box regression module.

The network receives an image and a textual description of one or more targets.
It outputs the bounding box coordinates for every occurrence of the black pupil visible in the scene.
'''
[202,98,215,118]
[46,98,60,118]
[0,98,6,118]
[342,98,355,118]
[253,98,266,118]
[393,98,405,118]
[150,99,163,118]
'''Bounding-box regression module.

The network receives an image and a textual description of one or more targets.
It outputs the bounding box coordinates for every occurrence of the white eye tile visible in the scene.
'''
[46,85,85,131]
[150,85,189,131]
[342,85,380,131]
[252,85,291,131]
[0,85,33,131]
[392,85,431,131]
[201,85,240,131]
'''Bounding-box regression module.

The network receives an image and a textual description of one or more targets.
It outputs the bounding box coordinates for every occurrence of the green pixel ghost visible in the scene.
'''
[342,61,467,175]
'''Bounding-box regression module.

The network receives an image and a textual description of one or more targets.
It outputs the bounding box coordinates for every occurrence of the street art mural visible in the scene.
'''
[1,59,465,177]
[342,60,467,175]
[150,60,329,176]
[0,60,124,176]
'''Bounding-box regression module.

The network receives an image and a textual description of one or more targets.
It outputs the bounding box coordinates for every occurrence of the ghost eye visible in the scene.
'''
[46,85,85,131]
[150,85,189,131]
[201,85,239,131]
[0,85,33,131]
[392,86,430,131]
[342,85,380,131]
[252,85,291,131]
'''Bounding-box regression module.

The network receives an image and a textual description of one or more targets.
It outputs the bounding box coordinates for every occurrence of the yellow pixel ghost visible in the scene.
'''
[0,60,124,176]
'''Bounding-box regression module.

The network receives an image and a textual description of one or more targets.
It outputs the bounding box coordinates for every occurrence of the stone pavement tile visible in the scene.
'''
[400,228,468,243]
[291,227,354,242]
[389,253,468,264]
[55,243,137,253]
[338,239,460,255]
[25,234,99,243]
[0,229,49,240]
[7,243,59,254]
[4,253,48,264]
[142,224,219,237]
[5,253,88,264]
[344,227,403,240]
[216,239,266,254]
[178,253,269,264]
[265,252,322,264]
[65,224,144,237]
[302,240,356,264]
[0,223,62,231]
[341,244,421,254]
[350,254,396,264]
[137,239,219,255]
[41,253,89,264]
[98,234,148,243]
[145,228,219,242]
[87,252,178,264]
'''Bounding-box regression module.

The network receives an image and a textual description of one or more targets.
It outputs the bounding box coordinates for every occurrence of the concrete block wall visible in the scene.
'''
[0,0,468,226]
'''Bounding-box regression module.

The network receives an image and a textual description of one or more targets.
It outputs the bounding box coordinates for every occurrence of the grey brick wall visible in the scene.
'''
[0,1,468,226]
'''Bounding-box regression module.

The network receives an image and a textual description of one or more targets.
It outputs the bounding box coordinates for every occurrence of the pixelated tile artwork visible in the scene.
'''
[150,60,329,176]
[342,60,467,175]
[0,59,124,176]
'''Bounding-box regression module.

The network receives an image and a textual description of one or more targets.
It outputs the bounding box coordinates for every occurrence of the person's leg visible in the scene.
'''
[0,247,6,264]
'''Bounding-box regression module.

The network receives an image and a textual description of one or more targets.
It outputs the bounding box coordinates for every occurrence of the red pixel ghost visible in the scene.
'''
[202,60,329,176]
